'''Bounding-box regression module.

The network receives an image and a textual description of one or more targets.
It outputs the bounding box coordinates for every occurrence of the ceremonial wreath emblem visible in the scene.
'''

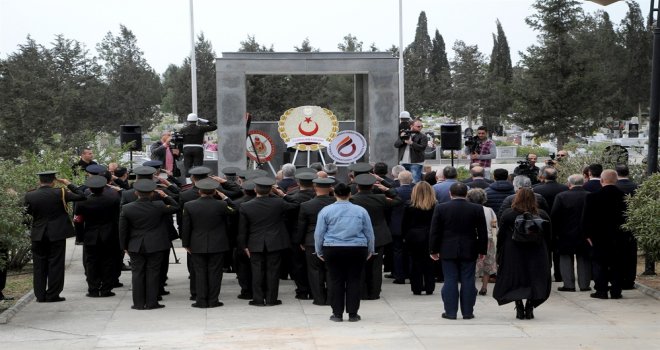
[278,106,338,151]
[327,130,368,163]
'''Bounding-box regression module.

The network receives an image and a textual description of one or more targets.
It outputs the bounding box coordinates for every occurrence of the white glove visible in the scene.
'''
[198,117,209,123]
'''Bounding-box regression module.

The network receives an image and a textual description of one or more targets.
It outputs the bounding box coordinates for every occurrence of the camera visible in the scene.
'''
[400,129,412,141]
[464,136,481,154]
[516,159,538,183]
[545,153,556,166]
[170,130,185,152]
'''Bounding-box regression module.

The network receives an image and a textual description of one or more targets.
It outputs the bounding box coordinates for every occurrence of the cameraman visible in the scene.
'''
[150,131,181,178]
[179,113,218,176]
[464,126,496,179]
[513,153,540,185]
[394,119,427,183]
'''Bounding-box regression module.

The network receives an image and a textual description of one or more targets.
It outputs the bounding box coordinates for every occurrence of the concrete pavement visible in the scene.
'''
[0,238,659,349]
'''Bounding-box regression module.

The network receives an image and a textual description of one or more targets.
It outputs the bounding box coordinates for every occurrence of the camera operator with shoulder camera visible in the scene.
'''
[150,131,181,179]
[513,153,540,185]
[464,126,496,179]
[179,113,218,177]
[394,116,427,183]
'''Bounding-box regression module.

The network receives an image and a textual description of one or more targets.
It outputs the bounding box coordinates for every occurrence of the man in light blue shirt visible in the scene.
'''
[314,183,375,323]
[433,166,459,203]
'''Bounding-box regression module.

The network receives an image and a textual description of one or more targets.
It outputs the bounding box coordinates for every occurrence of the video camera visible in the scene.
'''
[464,136,481,154]
[516,159,538,183]
[170,130,185,152]
[545,153,556,166]
[399,128,412,141]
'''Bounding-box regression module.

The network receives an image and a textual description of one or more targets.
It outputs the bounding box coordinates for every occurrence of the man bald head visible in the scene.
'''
[600,169,618,186]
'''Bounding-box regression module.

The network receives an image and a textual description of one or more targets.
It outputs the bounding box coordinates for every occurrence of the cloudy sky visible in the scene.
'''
[0,0,649,75]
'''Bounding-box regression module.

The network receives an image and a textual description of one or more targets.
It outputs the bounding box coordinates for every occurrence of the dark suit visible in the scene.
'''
[24,184,86,302]
[74,192,121,294]
[464,178,492,189]
[389,184,413,282]
[534,180,569,281]
[119,196,179,309]
[238,196,298,305]
[283,188,316,298]
[231,193,255,298]
[296,195,336,305]
[277,178,297,193]
[616,178,639,289]
[182,196,236,306]
[429,198,487,318]
[351,191,401,299]
[551,186,591,290]
[583,179,602,193]
[581,185,627,298]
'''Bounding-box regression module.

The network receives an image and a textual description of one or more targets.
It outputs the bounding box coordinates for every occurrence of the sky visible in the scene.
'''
[0,0,651,75]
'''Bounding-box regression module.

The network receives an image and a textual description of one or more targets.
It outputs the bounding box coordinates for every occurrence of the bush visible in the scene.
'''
[555,146,647,185]
[517,145,550,157]
[623,173,660,261]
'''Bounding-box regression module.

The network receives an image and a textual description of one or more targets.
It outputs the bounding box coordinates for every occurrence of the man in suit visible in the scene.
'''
[389,171,414,284]
[534,167,569,282]
[552,174,592,292]
[24,171,86,303]
[350,173,401,300]
[74,175,121,297]
[238,177,299,306]
[432,166,459,203]
[296,178,337,305]
[231,180,257,300]
[615,164,639,290]
[430,182,487,320]
[463,166,492,189]
[582,169,628,299]
[277,163,297,192]
[181,178,236,308]
[119,179,179,310]
[583,163,603,193]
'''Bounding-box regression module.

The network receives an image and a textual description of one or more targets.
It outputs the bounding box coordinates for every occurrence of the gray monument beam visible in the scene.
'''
[367,71,399,167]
[216,68,247,172]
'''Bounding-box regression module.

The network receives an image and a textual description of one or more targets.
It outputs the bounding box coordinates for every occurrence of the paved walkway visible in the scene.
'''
[1,239,659,349]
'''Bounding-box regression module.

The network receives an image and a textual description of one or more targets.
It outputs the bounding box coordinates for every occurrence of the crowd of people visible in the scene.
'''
[19,117,639,323]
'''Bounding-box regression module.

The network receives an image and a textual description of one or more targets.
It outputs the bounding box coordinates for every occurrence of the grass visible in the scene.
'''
[0,265,33,313]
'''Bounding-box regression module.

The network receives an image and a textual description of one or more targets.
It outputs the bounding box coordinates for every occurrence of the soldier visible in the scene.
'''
[295,178,336,305]
[119,179,179,310]
[24,171,86,302]
[231,180,257,300]
[238,177,298,306]
[179,113,217,176]
[181,178,236,308]
[74,175,121,297]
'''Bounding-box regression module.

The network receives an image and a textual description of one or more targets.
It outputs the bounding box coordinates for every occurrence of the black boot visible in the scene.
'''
[525,300,534,319]
[515,300,525,319]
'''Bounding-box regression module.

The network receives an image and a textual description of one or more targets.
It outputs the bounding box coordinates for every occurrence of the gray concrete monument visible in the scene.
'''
[216,52,400,173]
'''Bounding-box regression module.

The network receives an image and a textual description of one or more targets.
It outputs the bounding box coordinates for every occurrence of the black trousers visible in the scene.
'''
[183,147,204,176]
[622,235,638,288]
[325,246,368,316]
[129,251,164,308]
[191,252,224,306]
[187,253,196,298]
[361,246,384,299]
[0,249,7,298]
[250,250,282,304]
[407,242,436,294]
[233,248,252,297]
[160,248,170,292]
[392,235,408,281]
[291,246,310,296]
[593,252,623,297]
[305,247,328,305]
[32,238,66,302]
[84,244,114,293]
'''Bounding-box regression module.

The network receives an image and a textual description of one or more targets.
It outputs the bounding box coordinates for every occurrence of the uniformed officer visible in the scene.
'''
[238,177,299,306]
[231,180,257,300]
[179,113,217,176]
[74,175,120,297]
[181,178,236,308]
[119,179,179,310]
[296,178,337,305]
[24,171,86,302]
[348,163,373,194]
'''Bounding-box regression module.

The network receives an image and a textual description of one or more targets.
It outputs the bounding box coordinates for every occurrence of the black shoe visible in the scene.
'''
[249,300,265,307]
[191,302,207,308]
[590,292,609,299]
[525,301,534,319]
[329,314,343,322]
[75,241,84,245]
[146,304,165,310]
[237,293,253,300]
[610,294,623,299]
[131,305,145,310]
[189,296,196,301]
[157,296,163,301]
[384,273,394,279]
[478,288,487,296]
[159,290,170,296]
[426,291,434,295]
[208,301,224,308]
[554,277,563,283]
[515,301,525,320]
[392,279,405,284]
[557,287,576,292]
[121,264,131,271]
[86,292,100,298]
[463,314,475,320]
[45,296,66,303]
[99,291,116,297]
[266,300,282,306]
[441,313,457,320]
[348,314,361,322]
[295,293,312,300]
[113,282,124,288]
[413,291,422,295]
[580,287,592,292]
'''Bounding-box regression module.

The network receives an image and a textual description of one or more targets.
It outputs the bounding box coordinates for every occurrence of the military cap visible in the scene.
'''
[37,171,57,182]
[246,169,268,180]
[295,172,317,182]
[295,167,317,175]
[348,162,372,174]
[253,177,276,188]
[133,179,157,192]
[196,178,219,191]
[85,164,107,175]
[313,178,335,187]
[355,173,377,186]
[143,160,163,169]
[237,169,247,179]
[134,166,157,176]
[241,181,256,191]
[85,175,107,188]
[188,166,212,177]
[222,167,240,177]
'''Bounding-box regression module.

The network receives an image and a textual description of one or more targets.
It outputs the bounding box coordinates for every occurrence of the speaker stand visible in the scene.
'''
[450,150,455,168]
[129,150,134,172]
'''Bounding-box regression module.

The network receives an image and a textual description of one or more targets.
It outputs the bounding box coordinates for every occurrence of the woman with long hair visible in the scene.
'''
[466,188,498,296]
[401,182,438,295]
[493,188,551,320]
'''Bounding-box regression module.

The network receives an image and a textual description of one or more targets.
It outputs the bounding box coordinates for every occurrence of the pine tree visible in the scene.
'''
[428,29,452,114]
[619,0,651,117]
[450,41,486,125]
[404,11,433,117]
[483,19,513,135]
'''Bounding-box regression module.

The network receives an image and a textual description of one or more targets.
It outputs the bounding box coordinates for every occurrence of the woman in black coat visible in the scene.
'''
[401,182,437,295]
[493,188,551,320]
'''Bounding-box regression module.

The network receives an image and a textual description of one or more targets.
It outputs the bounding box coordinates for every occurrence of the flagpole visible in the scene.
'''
[398,0,404,112]
[189,0,198,115]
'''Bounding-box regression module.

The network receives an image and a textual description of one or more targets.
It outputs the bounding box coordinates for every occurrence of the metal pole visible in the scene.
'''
[189,0,198,115]
[398,0,405,112]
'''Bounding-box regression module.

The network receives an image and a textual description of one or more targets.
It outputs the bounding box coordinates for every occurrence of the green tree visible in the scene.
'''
[450,41,486,125]
[428,29,452,114]
[483,19,513,134]
[618,0,651,117]
[96,25,162,132]
[338,34,363,52]
[404,11,433,116]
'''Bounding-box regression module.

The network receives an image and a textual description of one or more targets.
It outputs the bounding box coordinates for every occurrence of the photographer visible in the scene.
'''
[150,131,181,178]
[394,119,428,183]
[513,153,540,185]
[464,126,496,179]
[179,113,218,177]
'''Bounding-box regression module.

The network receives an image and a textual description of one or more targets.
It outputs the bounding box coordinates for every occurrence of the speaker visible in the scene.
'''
[120,125,142,151]
[440,124,462,150]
